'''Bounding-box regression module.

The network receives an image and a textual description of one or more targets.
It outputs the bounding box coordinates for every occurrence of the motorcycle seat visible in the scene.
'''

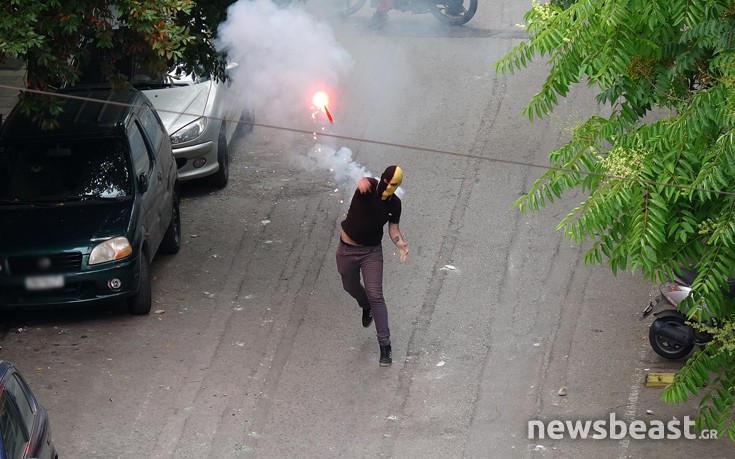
[677,266,735,298]
[676,267,697,286]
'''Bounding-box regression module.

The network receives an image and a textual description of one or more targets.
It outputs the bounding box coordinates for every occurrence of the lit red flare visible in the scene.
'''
[312,91,334,124]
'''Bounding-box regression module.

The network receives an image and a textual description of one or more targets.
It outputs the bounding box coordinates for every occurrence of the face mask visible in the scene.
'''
[378,165,403,200]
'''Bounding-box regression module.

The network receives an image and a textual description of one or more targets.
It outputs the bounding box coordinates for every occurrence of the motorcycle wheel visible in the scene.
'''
[649,315,695,359]
[338,0,368,16]
[430,0,478,25]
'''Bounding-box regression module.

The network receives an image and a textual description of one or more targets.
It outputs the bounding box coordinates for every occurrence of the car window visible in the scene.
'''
[0,387,29,459]
[138,104,166,153]
[129,123,153,178]
[2,374,34,432]
[0,139,132,202]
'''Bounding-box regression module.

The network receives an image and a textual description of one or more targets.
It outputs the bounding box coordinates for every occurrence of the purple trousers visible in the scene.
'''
[336,239,390,346]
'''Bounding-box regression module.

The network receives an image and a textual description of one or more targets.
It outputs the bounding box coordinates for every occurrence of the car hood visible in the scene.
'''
[143,82,212,133]
[0,201,133,254]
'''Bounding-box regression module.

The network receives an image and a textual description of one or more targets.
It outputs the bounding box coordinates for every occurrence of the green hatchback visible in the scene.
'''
[0,87,181,314]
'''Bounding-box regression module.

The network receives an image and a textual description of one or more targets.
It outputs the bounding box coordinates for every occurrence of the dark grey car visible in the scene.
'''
[0,360,57,459]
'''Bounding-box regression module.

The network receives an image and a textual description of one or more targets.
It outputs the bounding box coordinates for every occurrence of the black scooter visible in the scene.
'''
[340,0,478,26]
[641,268,719,359]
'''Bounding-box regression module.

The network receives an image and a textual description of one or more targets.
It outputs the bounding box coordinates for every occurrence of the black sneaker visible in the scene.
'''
[379,344,392,366]
[369,11,388,28]
[362,307,373,328]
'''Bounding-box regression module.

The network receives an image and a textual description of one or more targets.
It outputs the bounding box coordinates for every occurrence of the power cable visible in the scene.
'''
[2,84,734,197]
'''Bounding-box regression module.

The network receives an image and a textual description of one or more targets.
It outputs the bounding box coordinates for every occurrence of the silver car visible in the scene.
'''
[141,66,253,188]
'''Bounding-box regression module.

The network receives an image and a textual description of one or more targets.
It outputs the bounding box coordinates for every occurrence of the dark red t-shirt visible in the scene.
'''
[341,177,401,246]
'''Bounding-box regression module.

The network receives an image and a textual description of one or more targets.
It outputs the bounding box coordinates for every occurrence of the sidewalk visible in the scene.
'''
[0,57,25,122]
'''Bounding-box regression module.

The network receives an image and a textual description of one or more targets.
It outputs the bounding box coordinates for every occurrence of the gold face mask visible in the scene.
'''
[380,166,403,200]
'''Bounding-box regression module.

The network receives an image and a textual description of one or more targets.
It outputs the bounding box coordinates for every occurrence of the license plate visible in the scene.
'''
[25,275,64,290]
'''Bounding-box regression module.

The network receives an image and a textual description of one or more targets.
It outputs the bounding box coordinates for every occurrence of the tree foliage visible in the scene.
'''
[0,0,236,126]
[497,0,735,440]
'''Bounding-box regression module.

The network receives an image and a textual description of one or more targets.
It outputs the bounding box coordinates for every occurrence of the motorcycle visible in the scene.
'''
[340,0,478,26]
[641,267,719,359]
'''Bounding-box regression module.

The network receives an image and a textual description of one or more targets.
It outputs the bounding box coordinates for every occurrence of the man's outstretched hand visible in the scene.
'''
[357,177,372,194]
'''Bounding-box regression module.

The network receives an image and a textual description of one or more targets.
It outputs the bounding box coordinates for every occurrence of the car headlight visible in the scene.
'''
[170,117,207,144]
[89,237,133,265]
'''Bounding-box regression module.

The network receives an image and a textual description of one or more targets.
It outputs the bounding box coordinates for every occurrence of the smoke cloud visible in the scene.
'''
[215,1,402,203]
[216,0,353,129]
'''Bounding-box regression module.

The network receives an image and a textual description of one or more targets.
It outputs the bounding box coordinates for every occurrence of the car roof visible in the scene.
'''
[0,87,148,142]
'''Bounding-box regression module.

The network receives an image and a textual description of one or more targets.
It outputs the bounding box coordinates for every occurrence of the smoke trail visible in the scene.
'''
[296,144,370,193]
[296,144,404,203]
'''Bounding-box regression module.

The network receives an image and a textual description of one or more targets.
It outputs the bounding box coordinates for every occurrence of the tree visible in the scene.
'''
[0,0,235,126]
[496,0,735,440]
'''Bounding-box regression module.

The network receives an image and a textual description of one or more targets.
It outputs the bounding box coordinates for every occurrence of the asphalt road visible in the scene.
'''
[1,1,733,458]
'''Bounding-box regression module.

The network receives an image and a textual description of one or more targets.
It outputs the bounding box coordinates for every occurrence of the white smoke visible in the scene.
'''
[297,144,371,192]
[215,1,403,203]
[296,144,404,202]
[215,0,353,129]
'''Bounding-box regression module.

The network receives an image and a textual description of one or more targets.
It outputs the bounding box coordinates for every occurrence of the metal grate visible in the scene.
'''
[8,252,83,275]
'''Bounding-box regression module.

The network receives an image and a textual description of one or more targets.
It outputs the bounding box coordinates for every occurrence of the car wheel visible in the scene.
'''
[159,189,181,255]
[127,254,152,315]
[235,110,255,136]
[208,126,229,188]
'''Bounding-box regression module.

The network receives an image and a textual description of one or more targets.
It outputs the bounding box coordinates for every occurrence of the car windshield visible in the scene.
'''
[131,64,210,89]
[0,138,133,203]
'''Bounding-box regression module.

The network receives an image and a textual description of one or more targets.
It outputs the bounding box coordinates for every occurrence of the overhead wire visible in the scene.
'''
[2,83,734,197]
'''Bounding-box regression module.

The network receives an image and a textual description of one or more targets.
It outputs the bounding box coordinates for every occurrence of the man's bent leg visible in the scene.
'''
[336,241,370,308]
[361,246,390,346]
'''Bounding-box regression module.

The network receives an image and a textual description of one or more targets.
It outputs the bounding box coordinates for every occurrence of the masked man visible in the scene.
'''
[336,165,408,366]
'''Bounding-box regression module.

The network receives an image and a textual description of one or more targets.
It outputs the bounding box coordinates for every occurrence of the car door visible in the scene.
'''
[137,104,174,236]
[128,120,165,254]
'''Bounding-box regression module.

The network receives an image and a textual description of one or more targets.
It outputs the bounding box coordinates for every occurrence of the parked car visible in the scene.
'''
[0,360,57,459]
[71,41,254,188]
[0,87,181,315]
[135,64,254,188]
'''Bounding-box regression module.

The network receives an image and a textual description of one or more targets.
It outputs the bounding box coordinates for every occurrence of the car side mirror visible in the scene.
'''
[138,173,148,192]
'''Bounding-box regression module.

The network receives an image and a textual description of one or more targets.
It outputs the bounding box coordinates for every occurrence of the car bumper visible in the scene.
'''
[172,140,220,181]
[0,255,140,309]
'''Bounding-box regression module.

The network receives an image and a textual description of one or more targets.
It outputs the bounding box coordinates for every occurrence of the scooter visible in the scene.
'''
[340,0,478,26]
[641,267,715,359]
